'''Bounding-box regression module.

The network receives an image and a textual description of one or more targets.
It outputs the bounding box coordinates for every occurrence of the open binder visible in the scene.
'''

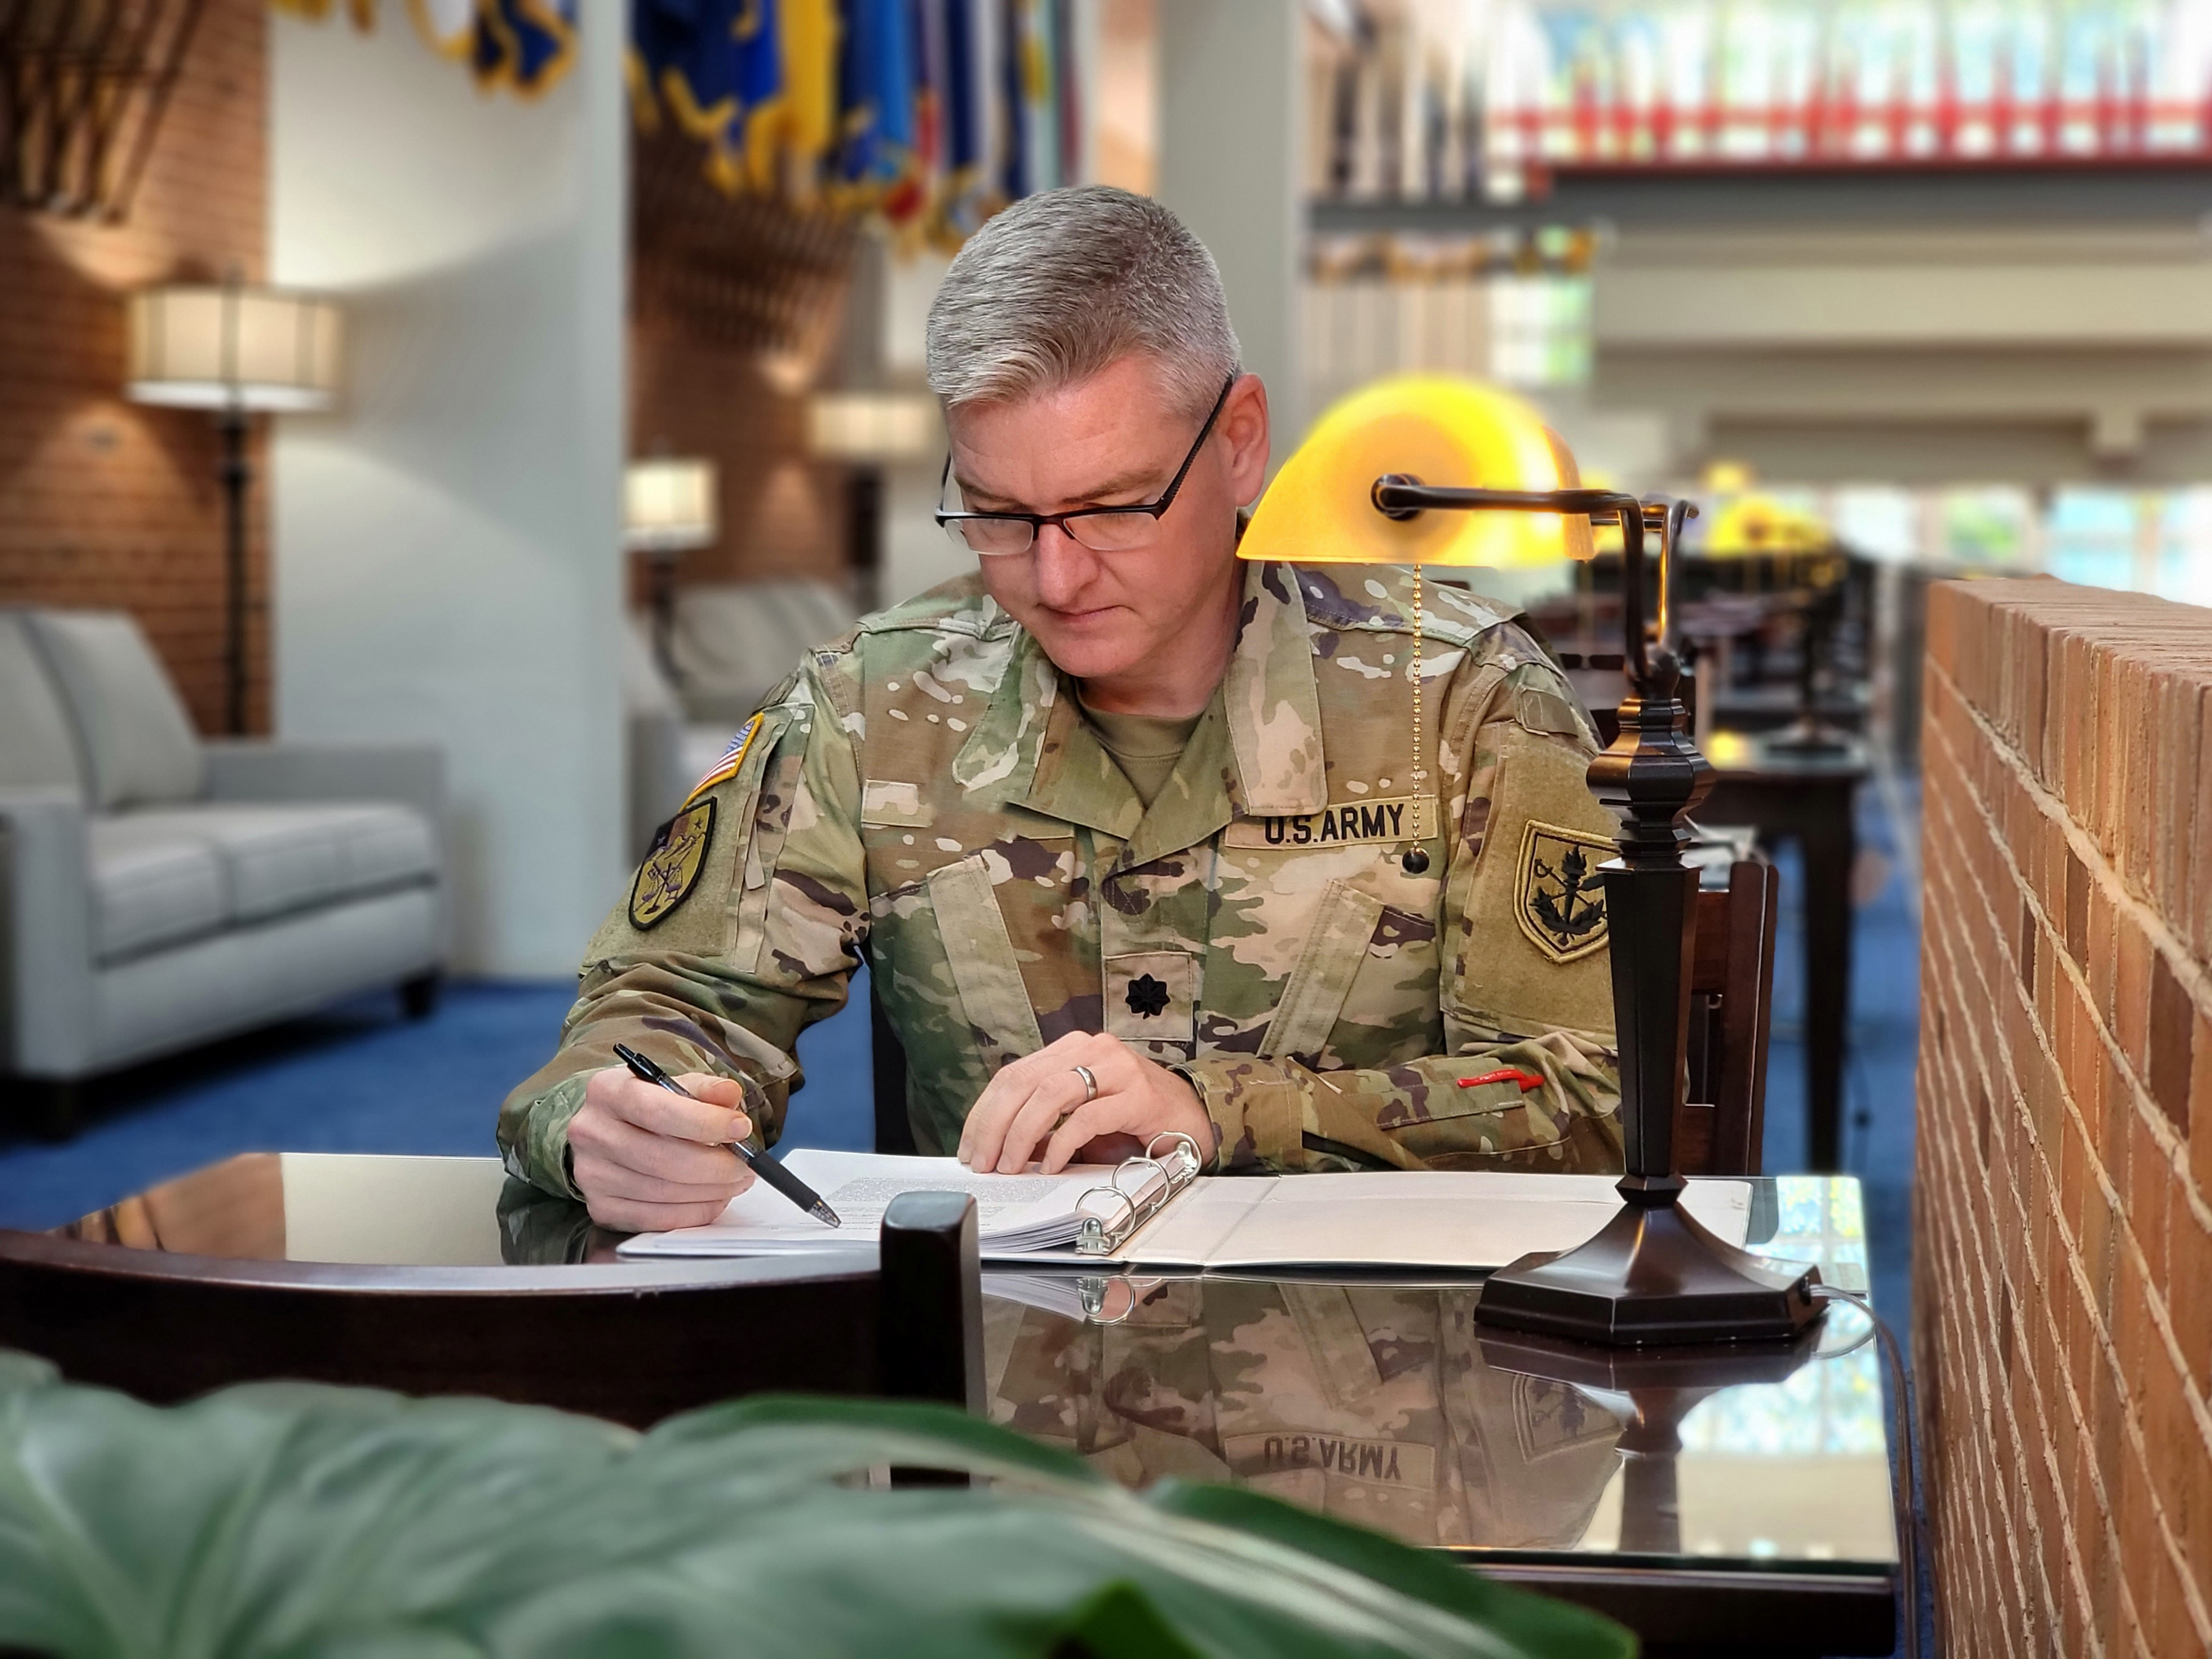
[617,1143,1755,1273]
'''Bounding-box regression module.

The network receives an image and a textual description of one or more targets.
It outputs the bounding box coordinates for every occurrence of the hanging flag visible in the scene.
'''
[631,0,787,194]
[836,0,917,206]
[408,0,475,56]
[1052,0,1078,183]
[472,0,578,95]
[997,0,1028,200]
[892,0,949,229]
[272,0,578,95]
[766,0,841,196]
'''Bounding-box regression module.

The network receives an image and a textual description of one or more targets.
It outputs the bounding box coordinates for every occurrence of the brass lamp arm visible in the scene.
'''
[1366,479,1695,688]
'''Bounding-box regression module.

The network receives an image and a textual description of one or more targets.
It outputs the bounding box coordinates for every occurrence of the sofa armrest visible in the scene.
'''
[0,788,94,1077]
[202,739,446,825]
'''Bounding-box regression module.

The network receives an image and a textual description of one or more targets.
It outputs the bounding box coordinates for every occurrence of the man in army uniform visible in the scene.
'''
[499,185,1624,1232]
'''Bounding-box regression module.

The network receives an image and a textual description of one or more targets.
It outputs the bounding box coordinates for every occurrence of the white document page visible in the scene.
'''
[1121,1172,1754,1273]
[615,1149,1125,1260]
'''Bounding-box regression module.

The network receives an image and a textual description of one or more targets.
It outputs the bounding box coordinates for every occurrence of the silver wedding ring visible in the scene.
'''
[1072,1063,1099,1104]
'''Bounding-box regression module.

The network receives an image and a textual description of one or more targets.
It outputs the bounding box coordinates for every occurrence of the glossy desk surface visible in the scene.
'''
[51,1154,1896,1590]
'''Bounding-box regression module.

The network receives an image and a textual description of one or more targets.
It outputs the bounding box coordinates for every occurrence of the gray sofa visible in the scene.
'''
[0,609,447,1136]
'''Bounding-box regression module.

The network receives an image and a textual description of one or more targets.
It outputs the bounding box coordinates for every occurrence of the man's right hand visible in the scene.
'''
[567,1065,754,1232]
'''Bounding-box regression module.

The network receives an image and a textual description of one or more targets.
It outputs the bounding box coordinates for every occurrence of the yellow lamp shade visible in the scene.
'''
[1702,494,1831,558]
[1240,374,1593,568]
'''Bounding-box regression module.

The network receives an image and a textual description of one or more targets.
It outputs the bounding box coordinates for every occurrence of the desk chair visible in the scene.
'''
[872,856,1778,1178]
[1677,859,1781,1176]
[0,1192,983,1430]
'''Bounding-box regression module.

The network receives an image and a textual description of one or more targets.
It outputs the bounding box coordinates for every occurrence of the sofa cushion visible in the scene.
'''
[87,817,228,962]
[28,611,205,809]
[0,613,86,797]
[117,803,439,926]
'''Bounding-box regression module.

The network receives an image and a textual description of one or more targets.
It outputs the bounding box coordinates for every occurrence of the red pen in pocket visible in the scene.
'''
[1457,1067,1546,1093]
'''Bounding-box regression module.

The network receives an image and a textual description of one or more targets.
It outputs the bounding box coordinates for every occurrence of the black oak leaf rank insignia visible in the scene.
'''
[1125,973,1171,1018]
[1513,820,1612,964]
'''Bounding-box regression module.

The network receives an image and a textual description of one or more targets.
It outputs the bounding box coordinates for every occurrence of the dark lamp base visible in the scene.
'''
[1474,1176,1825,1347]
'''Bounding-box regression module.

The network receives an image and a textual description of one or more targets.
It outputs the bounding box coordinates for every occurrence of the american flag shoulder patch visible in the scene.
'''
[684,712,763,806]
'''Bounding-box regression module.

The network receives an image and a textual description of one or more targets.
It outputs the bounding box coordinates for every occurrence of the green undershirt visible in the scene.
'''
[1077,694,1202,810]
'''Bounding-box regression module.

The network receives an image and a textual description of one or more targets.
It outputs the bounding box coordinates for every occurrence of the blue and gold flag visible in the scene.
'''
[473,0,577,95]
[631,0,788,193]
[835,0,916,205]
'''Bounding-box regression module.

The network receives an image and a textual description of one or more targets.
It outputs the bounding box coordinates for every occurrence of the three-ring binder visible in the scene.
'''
[1073,1131,1203,1257]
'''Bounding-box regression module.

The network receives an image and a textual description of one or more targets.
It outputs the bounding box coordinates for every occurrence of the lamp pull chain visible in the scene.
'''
[1403,566,1431,875]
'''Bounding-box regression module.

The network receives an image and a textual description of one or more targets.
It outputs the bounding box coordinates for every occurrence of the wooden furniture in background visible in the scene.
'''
[1701,735,1869,1172]
[1677,859,1781,1177]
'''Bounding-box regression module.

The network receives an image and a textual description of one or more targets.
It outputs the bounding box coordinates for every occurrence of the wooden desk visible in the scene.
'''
[3,1154,1897,1658]
[0,1153,971,1426]
[1699,731,1871,1173]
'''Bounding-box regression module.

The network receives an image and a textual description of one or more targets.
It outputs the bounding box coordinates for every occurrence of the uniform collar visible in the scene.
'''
[951,560,1328,847]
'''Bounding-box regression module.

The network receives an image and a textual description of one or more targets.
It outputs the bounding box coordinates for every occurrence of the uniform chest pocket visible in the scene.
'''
[1258,878,1442,1068]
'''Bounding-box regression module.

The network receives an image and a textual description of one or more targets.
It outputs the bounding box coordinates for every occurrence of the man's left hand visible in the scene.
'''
[958,1031,1218,1175]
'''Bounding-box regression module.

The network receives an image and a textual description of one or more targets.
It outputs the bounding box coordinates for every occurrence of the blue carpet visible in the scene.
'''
[0,969,879,1231]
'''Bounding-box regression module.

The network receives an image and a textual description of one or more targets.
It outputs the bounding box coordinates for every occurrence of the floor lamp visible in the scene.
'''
[127,279,342,735]
[624,456,719,684]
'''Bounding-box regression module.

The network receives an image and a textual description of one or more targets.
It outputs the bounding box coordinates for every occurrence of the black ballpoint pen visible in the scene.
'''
[612,1044,841,1227]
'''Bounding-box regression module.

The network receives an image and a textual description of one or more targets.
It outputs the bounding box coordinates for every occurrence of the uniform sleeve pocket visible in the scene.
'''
[1375,1071,1568,1163]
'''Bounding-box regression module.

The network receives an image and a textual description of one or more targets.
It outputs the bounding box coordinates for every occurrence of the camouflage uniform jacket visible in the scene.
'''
[498,559,1624,1196]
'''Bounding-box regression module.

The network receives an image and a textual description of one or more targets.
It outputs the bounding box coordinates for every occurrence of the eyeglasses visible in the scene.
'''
[934,376,1237,556]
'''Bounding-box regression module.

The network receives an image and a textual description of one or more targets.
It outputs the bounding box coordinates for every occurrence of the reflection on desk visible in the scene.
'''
[979,1178,1891,1575]
[60,1161,1889,1567]
[51,1156,1897,1652]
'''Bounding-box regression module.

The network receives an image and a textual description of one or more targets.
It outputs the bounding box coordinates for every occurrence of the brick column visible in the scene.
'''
[1917,577,2212,1656]
[0,0,268,734]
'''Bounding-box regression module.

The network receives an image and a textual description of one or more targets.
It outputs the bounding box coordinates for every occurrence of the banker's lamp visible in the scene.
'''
[127,279,343,734]
[1701,493,1853,757]
[1240,374,1822,1347]
[624,456,719,682]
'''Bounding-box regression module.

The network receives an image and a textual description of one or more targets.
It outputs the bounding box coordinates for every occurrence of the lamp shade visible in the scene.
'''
[806,392,937,462]
[1700,494,1832,558]
[1239,375,1593,568]
[127,284,342,413]
[624,457,719,552]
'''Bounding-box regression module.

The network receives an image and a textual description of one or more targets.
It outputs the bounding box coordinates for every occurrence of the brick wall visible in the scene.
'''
[0,0,269,734]
[626,311,853,595]
[1917,577,2212,1656]
[627,127,859,603]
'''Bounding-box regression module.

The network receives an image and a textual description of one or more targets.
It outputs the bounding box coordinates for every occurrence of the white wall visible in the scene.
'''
[269,3,628,975]
[1157,0,1303,453]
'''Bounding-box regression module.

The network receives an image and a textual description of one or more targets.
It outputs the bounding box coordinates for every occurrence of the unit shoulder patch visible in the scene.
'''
[1514,818,1612,964]
[629,798,717,931]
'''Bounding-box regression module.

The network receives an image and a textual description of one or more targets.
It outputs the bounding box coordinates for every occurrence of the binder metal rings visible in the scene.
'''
[1072,1132,1203,1257]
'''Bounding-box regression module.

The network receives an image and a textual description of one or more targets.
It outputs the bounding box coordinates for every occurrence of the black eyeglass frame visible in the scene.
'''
[932,375,1239,555]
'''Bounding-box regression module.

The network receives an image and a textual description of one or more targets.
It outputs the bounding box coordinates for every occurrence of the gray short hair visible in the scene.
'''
[925,185,1241,418]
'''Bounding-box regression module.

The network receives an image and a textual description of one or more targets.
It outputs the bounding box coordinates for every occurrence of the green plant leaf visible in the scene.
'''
[0,1357,1631,1659]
